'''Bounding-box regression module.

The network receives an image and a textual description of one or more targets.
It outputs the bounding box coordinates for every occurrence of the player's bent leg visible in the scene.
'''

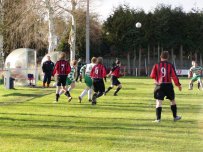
[189,80,194,90]
[170,100,181,121]
[80,88,88,98]
[79,88,88,102]
[96,92,103,98]
[64,86,72,102]
[197,78,203,90]
[104,85,114,95]
[68,82,75,92]
[114,84,122,96]
[92,93,97,105]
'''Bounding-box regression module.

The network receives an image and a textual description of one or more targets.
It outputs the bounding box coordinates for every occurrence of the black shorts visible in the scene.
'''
[111,76,121,86]
[43,72,52,84]
[93,78,105,93]
[56,75,67,87]
[154,83,175,100]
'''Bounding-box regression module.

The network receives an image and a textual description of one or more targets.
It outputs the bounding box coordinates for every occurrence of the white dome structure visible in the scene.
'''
[5,48,37,86]
[41,51,61,65]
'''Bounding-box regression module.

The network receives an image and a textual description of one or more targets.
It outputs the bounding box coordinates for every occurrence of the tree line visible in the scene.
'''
[102,4,203,74]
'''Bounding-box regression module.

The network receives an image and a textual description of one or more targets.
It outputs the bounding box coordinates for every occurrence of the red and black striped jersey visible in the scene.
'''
[90,64,106,79]
[53,60,71,76]
[111,66,120,78]
[150,61,181,86]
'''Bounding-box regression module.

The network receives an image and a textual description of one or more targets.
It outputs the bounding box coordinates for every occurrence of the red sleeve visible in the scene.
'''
[102,66,106,78]
[52,62,58,76]
[150,64,157,79]
[90,66,95,78]
[171,65,181,86]
[66,62,71,74]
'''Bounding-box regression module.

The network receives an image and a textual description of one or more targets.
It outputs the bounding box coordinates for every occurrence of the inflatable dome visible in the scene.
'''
[4,48,37,86]
[41,51,61,65]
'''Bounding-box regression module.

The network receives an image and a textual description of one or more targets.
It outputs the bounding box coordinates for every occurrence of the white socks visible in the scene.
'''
[68,86,72,92]
[59,89,64,95]
[80,89,88,99]
[88,89,92,100]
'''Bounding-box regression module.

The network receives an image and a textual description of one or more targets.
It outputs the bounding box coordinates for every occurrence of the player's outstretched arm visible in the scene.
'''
[171,65,181,90]
[178,85,182,91]
[107,71,112,77]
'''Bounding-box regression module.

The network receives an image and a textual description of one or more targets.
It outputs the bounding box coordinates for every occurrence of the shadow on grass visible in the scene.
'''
[0,115,199,144]
[0,112,197,127]
[0,116,194,134]
[3,93,42,97]
[0,90,53,106]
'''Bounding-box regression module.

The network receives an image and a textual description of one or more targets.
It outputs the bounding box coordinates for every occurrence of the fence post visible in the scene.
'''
[4,64,11,89]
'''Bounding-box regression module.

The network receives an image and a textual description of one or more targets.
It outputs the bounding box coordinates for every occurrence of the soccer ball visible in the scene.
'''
[135,22,142,28]
[52,82,56,87]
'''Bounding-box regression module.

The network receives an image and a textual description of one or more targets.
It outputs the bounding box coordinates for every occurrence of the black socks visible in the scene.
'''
[156,107,162,120]
[56,94,60,101]
[171,105,177,118]
[65,91,71,97]
[105,87,112,94]
[114,87,121,95]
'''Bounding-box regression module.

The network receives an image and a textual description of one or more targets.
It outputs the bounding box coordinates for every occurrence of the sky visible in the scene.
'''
[91,0,203,21]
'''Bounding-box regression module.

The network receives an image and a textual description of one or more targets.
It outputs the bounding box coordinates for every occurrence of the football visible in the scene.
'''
[135,22,142,28]
[52,82,56,87]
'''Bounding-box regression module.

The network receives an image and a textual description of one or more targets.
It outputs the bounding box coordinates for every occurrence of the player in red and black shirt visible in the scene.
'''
[104,60,123,96]
[53,52,71,102]
[90,57,106,105]
[150,51,182,122]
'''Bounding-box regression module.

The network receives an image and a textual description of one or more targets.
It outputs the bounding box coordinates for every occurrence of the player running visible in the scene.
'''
[104,60,123,96]
[150,51,182,123]
[188,60,203,90]
[59,60,78,102]
[78,57,97,103]
[52,52,71,103]
[90,57,106,105]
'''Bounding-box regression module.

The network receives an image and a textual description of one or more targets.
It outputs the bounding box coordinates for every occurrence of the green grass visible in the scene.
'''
[0,77,202,152]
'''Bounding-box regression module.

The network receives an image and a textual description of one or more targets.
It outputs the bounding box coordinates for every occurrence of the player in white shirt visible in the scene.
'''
[78,57,97,103]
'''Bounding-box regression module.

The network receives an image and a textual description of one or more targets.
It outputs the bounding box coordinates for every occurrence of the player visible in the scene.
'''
[59,60,78,102]
[52,52,71,102]
[90,57,106,105]
[150,51,182,123]
[188,60,203,90]
[42,56,54,88]
[78,57,97,103]
[104,60,123,96]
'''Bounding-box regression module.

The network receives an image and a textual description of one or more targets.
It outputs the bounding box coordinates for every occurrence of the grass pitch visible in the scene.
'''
[0,77,202,152]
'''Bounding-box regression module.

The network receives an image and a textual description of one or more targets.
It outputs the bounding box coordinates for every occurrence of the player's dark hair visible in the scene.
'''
[97,57,103,64]
[160,51,169,60]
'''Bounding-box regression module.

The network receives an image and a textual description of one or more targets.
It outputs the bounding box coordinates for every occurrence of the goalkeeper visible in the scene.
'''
[188,60,203,90]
